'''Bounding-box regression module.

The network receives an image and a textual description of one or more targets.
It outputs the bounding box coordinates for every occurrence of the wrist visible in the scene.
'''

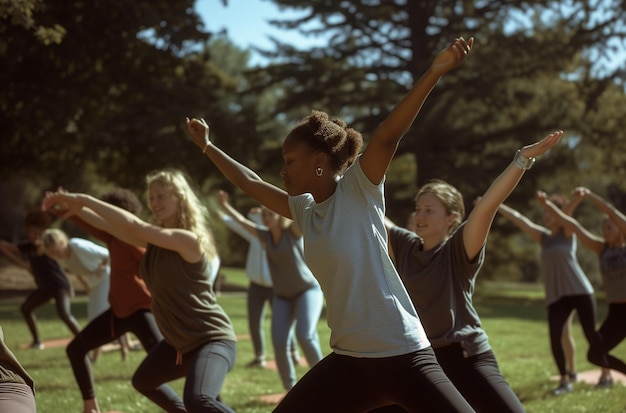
[513,149,535,170]
[202,141,211,154]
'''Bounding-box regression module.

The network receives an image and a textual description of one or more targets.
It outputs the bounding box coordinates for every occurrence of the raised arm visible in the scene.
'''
[497,203,547,243]
[217,190,261,240]
[0,241,29,270]
[575,187,626,235]
[536,191,605,255]
[185,118,291,218]
[42,192,203,263]
[360,37,473,185]
[464,131,563,259]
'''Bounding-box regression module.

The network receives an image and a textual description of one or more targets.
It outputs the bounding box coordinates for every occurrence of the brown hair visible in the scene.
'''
[101,188,143,215]
[415,179,465,235]
[24,209,53,229]
[286,110,363,174]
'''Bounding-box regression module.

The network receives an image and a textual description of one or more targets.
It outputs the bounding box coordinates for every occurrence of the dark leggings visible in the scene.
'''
[587,302,626,374]
[547,294,597,375]
[132,339,237,413]
[273,347,475,413]
[21,288,81,343]
[369,345,524,413]
[66,308,163,400]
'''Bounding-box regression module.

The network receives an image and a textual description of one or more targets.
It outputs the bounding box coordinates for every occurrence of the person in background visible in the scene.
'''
[497,192,610,395]
[0,210,81,349]
[378,131,562,413]
[185,37,476,412]
[42,169,237,413]
[538,187,626,389]
[42,229,111,336]
[219,205,300,369]
[47,187,163,413]
[218,190,323,390]
[0,325,36,413]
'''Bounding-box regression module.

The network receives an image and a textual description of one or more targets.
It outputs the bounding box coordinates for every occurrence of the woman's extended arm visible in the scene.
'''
[464,131,563,259]
[360,37,473,185]
[575,187,626,235]
[217,190,261,239]
[42,192,203,263]
[496,203,547,243]
[185,118,291,218]
[536,191,605,254]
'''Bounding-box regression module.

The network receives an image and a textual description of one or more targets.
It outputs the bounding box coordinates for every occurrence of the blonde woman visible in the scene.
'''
[43,168,237,413]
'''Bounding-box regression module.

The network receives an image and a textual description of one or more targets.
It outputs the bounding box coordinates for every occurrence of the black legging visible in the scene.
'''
[20,288,81,343]
[587,302,626,374]
[274,347,474,413]
[66,308,163,400]
[547,294,597,375]
[368,345,524,413]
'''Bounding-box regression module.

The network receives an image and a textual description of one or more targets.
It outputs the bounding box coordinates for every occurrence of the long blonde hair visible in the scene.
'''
[145,169,217,260]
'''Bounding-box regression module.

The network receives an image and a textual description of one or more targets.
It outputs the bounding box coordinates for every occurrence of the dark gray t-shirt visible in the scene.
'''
[258,228,319,300]
[388,223,489,356]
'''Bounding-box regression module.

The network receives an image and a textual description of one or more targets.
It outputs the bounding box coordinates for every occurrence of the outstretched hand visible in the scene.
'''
[520,130,564,158]
[185,117,210,151]
[41,190,82,219]
[535,190,548,205]
[430,37,473,75]
[572,186,590,199]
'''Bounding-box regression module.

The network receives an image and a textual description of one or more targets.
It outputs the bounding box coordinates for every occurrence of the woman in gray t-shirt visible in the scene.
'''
[497,192,607,395]
[379,130,562,413]
[539,187,626,389]
[218,190,323,391]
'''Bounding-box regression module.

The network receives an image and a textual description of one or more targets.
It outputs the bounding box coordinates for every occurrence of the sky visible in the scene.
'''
[195,0,321,65]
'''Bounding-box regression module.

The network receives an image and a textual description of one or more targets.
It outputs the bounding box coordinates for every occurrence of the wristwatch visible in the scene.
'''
[513,149,535,170]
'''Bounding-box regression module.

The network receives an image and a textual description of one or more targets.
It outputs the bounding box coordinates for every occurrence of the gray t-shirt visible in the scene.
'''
[388,223,489,356]
[600,245,626,303]
[540,228,593,306]
[257,228,319,299]
[289,157,429,358]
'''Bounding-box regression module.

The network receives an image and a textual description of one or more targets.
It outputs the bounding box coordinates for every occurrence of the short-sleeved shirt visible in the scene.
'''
[289,157,429,358]
[540,228,593,306]
[388,223,490,356]
[0,326,34,393]
[140,245,236,354]
[257,228,319,299]
[64,238,110,289]
[71,217,152,318]
[221,215,273,287]
[600,245,626,303]
[17,241,71,291]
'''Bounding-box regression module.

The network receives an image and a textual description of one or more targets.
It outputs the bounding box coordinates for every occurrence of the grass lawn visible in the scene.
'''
[1,268,625,412]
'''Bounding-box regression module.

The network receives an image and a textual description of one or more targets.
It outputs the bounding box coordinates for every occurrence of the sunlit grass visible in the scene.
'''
[2,269,625,412]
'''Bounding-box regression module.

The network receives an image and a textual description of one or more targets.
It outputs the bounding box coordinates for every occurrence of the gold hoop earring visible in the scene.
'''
[316,167,323,177]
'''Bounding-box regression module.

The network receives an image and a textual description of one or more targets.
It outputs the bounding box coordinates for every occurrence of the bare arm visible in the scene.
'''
[576,187,626,235]
[537,192,605,255]
[360,37,473,185]
[497,203,547,243]
[42,192,203,263]
[185,118,291,219]
[217,190,261,240]
[0,241,29,269]
[464,131,563,259]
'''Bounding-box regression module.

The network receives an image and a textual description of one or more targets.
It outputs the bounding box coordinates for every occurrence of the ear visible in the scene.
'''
[314,151,327,168]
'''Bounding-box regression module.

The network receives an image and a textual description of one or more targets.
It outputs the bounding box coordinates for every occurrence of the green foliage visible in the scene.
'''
[2,274,626,412]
